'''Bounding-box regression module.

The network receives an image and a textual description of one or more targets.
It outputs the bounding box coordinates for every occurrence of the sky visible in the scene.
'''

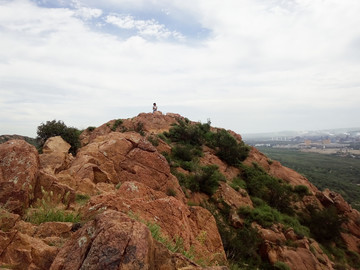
[1,0,360,137]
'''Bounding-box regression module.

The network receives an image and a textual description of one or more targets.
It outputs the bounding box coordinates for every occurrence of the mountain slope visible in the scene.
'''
[0,112,359,270]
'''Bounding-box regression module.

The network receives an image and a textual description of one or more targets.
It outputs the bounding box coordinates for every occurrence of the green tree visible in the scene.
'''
[37,120,81,155]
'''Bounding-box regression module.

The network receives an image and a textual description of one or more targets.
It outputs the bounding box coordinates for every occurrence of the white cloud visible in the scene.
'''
[105,14,185,40]
[0,0,360,137]
[70,0,102,20]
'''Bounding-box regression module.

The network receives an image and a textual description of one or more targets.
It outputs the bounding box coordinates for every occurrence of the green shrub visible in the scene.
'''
[251,197,267,207]
[37,120,81,155]
[210,129,249,166]
[111,119,123,131]
[171,165,224,196]
[239,204,309,237]
[230,177,247,191]
[164,119,249,167]
[191,165,225,195]
[135,122,145,136]
[239,164,294,215]
[165,119,211,146]
[346,250,360,269]
[209,206,263,267]
[172,144,199,161]
[178,160,198,172]
[274,261,291,270]
[293,185,310,198]
[27,187,81,224]
[75,194,90,205]
[86,126,96,132]
[166,188,177,197]
[26,208,80,225]
[304,205,346,243]
[115,182,122,189]
[147,135,159,146]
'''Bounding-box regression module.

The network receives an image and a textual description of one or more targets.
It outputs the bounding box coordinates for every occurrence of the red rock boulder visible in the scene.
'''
[59,132,185,202]
[39,136,73,175]
[0,140,39,215]
[50,210,218,270]
[82,181,227,265]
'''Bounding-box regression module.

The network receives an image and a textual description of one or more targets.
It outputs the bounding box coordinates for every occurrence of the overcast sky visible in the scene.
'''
[1,0,360,137]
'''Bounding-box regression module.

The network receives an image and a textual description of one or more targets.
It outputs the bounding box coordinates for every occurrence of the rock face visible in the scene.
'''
[257,225,334,270]
[81,181,227,265]
[58,132,185,202]
[80,112,181,145]
[0,207,73,270]
[40,136,73,175]
[51,210,208,270]
[0,140,39,215]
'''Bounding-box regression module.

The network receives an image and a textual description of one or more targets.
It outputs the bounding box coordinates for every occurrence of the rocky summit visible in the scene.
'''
[0,112,359,270]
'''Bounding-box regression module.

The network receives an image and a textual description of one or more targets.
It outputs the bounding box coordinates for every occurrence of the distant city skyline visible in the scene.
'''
[1,0,360,137]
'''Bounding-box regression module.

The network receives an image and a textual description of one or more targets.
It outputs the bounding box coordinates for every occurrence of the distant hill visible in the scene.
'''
[0,134,39,148]
[243,127,360,140]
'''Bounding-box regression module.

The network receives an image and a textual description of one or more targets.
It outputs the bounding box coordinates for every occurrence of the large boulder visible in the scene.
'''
[0,140,39,215]
[59,132,185,202]
[0,230,58,270]
[82,181,227,265]
[33,171,76,208]
[39,136,73,175]
[213,182,253,209]
[50,210,217,270]
[259,230,334,270]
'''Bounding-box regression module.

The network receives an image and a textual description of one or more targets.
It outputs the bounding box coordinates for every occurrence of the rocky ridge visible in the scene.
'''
[0,112,359,269]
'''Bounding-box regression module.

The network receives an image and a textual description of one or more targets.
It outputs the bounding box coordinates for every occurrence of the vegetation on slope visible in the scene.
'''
[258,147,360,211]
[159,118,359,269]
[6,116,358,269]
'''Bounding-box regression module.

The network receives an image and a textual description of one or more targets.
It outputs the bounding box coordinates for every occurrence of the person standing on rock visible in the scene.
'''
[153,103,158,113]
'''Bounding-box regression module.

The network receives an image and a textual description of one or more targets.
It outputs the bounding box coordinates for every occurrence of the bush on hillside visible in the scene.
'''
[239,203,309,237]
[239,163,294,214]
[204,201,267,269]
[165,119,211,146]
[303,205,346,243]
[164,119,249,166]
[172,144,203,162]
[37,120,81,155]
[210,129,249,166]
[172,165,224,196]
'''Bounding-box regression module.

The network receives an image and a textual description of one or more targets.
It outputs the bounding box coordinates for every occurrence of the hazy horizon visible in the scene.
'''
[1,0,360,137]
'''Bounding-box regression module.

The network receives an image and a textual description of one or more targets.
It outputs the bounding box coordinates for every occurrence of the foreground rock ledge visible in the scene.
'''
[50,210,227,270]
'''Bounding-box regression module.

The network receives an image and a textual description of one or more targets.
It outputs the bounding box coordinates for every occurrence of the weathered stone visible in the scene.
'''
[213,182,253,209]
[82,182,226,265]
[34,222,73,239]
[260,241,334,270]
[0,208,20,232]
[0,231,58,270]
[51,210,210,270]
[34,171,76,208]
[40,136,73,174]
[0,140,39,215]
